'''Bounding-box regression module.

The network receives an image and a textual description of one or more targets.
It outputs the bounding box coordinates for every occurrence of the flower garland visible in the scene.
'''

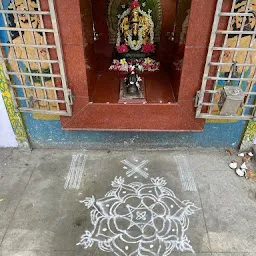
[139,8,154,43]
[109,58,160,72]
[116,8,131,46]
[127,28,144,51]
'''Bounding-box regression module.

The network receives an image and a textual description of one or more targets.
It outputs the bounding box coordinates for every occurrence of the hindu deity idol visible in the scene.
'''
[110,0,160,99]
[116,0,155,58]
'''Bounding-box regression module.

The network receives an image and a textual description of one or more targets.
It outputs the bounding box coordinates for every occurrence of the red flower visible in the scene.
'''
[116,44,129,53]
[129,0,140,9]
[141,43,155,53]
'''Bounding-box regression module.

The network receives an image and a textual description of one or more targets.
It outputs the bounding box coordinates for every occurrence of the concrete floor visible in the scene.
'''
[0,148,256,256]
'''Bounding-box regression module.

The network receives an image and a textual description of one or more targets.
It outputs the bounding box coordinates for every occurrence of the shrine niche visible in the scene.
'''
[77,0,194,114]
[55,0,210,131]
[109,0,160,101]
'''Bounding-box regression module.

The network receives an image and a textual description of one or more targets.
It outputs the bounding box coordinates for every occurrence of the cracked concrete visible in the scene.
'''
[0,148,255,256]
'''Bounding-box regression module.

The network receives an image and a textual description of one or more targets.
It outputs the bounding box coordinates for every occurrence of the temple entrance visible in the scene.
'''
[80,0,192,104]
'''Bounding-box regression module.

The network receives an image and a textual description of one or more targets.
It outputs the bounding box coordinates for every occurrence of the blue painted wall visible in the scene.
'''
[23,113,246,149]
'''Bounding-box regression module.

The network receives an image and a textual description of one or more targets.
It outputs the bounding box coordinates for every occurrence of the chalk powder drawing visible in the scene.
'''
[121,159,149,178]
[64,154,87,190]
[77,175,200,255]
[174,155,197,192]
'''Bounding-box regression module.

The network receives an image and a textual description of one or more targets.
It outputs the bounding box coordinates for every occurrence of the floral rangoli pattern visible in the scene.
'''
[78,176,200,255]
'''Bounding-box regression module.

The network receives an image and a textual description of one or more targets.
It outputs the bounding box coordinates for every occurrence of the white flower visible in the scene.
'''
[121,4,126,8]
[142,2,146,7]
[120,65,128,72]
[117,14,121,18]
[137,64,144,71]
[137,77,142,82]
[148,9,152,14]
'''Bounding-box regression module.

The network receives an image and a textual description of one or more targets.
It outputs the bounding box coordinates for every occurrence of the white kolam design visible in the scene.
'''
[77,176,200,255]
[121,159,149,178]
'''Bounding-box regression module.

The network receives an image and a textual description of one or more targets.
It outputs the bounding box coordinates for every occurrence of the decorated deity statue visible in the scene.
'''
[116,0,155,56]
[110,0,160,99]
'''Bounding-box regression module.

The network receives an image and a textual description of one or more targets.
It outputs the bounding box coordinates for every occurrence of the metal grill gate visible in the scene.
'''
[196,0,256,120]
[0,0,72,116]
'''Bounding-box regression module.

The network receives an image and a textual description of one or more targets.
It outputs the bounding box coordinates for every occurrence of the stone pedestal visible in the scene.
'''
[118,78,146,104]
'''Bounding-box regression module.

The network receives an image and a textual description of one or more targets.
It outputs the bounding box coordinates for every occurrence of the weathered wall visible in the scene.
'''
[0,92,18,147]
[23,112,246,148]
[0,67,29,147]
[240,120,256,151]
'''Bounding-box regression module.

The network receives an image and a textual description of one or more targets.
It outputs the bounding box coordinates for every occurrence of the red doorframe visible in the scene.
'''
[50,0,220,131]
